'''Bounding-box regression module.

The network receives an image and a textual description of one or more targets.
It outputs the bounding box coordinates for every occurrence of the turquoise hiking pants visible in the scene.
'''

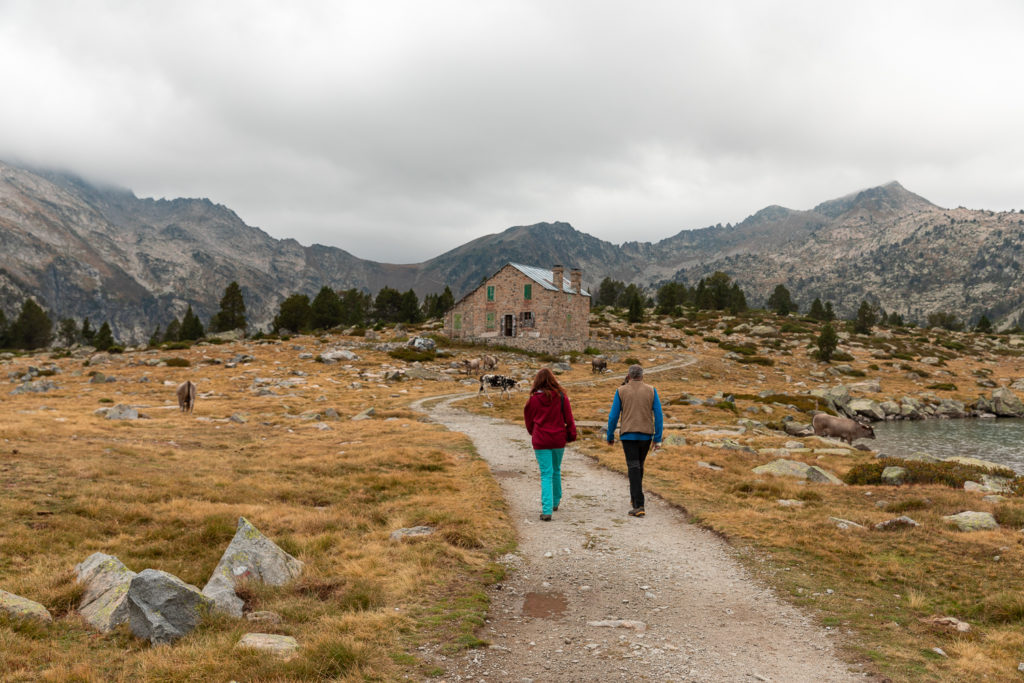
[534,448,564,515]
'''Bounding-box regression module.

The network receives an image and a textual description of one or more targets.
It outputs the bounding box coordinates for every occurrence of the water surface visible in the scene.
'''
[872,418,1024,474]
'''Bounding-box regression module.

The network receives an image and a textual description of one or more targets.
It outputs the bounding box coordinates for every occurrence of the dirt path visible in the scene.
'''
[414,363,869,682]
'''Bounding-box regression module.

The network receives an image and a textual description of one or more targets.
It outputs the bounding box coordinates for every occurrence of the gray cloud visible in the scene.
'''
[2,0,1023,262]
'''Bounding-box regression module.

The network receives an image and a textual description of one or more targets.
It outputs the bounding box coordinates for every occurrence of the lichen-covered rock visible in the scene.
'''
[752,459,843,485]
[847,398,885,421]
[990,387,1024,417]
[236,633,299,660]
[105,404,139,420]
[127,569,214,644]
[75,552,137,632]
[881,466,908,486]
[0,589,52,623]
[202,517,304,617]
[943,511,998,531]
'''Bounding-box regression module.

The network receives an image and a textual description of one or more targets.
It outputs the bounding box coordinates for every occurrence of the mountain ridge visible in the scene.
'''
[1,160,1022,341]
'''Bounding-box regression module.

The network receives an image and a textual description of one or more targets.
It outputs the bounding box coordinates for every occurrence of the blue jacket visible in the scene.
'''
[606,387,663,443]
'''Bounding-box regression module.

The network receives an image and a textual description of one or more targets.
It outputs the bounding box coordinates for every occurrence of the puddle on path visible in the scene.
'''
[521,591,568,619]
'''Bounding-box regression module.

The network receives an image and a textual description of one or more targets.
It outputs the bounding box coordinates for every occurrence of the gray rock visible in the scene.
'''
[550,362,572,372]
[875,516,919,531]
[749,325,779,337]
[828,516,866,530]
[881,466,908,486]
[920,356,941,366]
[697,460,722,471]
[202,517,304,617]
[236,633,299,660]
[390,526,435,541]
[848,379,882,393]
[0,588,52,623]
[75,552,137,632]
[322,349,359,362]
[934,399,967,418]
[230,413,248,424]
[990,387,1024,417]
[246,610,282,625]
[783,421,812,436]
[127,569,214,644]
[663,434,687,446]
[806,465,844,485]
[879,401,901,417]
[105,404,139,420]
[752,459,842,484]
[351,407,375,421]
[943,511,998,531]
[10,379,58,394]
[407,336,436,352]
[847,398,885,421]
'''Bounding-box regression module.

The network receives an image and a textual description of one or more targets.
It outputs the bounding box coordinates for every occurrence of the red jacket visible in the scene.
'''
[524,390,577,450]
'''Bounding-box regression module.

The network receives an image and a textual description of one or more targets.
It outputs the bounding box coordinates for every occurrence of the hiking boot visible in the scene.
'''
[628,507,645,517]
[553,505,559,511]
[540,514,552,521]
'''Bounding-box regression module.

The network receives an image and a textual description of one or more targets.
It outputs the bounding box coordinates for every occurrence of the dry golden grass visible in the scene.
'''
[0,332,513,680]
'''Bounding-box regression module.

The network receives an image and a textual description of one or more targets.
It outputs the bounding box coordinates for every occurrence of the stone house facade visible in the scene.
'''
[444,263,591,352]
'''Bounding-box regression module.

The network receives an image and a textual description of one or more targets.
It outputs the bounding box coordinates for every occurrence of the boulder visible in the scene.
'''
[875,516,919,531]
[0,589,52,624]
[752,459,842,485]
[202,517,304,617]
[351,407,375,421]
[236,633,299,660]
[881,466,908,486]
[749,325,779,337]
[879,401,901,418]
[407,336,436,352]
[943,511,998,532]
[920,356,941,366]
[105,404,139,420]
[783,421,812,437]
[848,379,882,393]
[322,349,359,362]
[75,553,137,632]
[10,379,58,394]
[990,387,1024,417]
[934,399,967,418]
[127,569,214,644]
[550,362,572,373]
[847,398,885,422]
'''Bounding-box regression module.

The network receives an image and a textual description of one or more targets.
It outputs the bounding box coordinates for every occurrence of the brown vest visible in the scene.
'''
[617,380,655,435]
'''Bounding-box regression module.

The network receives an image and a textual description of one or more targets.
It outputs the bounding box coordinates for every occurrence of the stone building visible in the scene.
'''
[444,263,591,352]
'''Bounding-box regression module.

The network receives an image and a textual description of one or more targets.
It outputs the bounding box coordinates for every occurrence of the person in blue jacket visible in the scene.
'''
[605,364,663,517]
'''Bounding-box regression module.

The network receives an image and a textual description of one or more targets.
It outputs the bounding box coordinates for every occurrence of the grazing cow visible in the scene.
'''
[462,358,483,375]
[591,357,607,373]
[481,354,498,372]
[479,374,517,399]
[812,413,875,444]
[176,380,197,413]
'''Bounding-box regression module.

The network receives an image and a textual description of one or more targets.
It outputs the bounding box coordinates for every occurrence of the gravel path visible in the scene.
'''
[416,370,869,682]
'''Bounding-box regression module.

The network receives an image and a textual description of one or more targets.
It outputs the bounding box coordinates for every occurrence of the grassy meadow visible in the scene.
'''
[0,335,513,681]
[2,312,1024,681]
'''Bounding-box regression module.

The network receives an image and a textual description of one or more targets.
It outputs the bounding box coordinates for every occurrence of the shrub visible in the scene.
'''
[780,321,810,333]
[844,458,1017,487]
[926,382,957,391]
[993,504,1024,529]
[883,498,931,513]
[164,357,190,367]
[831,351,855,361]
[719,341,756,355]
[388,348,436,362]
[736,356,774,366]
[702,336,720,343]
[583,346,601,355]
[623,357,641,366]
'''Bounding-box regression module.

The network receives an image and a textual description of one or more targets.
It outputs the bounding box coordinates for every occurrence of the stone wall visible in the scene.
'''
[444,265,590,352]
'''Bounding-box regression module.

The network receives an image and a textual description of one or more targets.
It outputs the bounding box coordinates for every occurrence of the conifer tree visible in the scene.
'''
[10,298,52,349]
[808,297,827,321]
[816,322,839,362]
[273,294,311,333]
[148,326,163,347]
[179,305,205,340]
[210,281,247,333]
[93,321,115,351]
[853,301,877,335]
[81,318,95,344]
[163,318,181,342]
[975,314,993,333]
[310,286,343,330]
[823,302,836,322]
[58,318,79,347]
[766,284,796,315]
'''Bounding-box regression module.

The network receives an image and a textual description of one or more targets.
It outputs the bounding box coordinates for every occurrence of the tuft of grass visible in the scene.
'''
[926,382,957,391]
[844,458,1018,487]
[883,498,931,513]
[164,357,190,367]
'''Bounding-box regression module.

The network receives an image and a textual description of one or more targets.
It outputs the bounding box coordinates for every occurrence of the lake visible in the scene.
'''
[872,418,1024,474]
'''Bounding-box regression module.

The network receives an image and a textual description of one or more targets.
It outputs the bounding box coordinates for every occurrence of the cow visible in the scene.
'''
[811,413,875,444]
[591,357,607,373]
[462,358,483,375]
[176,380,197,413]
[481,354,499,372]
[479,374,517,399]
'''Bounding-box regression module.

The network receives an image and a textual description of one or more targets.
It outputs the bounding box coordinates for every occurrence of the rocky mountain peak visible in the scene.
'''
[813,181,937,219]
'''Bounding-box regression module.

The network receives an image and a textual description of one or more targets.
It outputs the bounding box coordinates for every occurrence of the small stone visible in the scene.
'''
[0,589,52,624]
[390,526,435,541]
[875,516,920,531]
[236,633,299,660]
[587,619,647,632]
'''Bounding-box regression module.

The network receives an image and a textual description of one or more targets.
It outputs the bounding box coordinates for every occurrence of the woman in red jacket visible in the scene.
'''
[523,368,577,521]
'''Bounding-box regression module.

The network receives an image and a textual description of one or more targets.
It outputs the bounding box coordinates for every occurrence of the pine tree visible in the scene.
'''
[398,289,422,323]
[163,318,181,342]
[823,302,836,322]
[338,289,371,326]
[626,288,645,323]
[10,298,52,350]
[727,283,747,314]
[58,318,79,347]
[179,305,205,340]
[93,321,115,351]
[816,322,839,362]
[0,309,8,348]
[975,314,993,333]
[148,326,162,347]
[273,294,311,333]
[766,284,796,316]
[374,287,404,323]
[853,300,877,335]
[310,286,343,330]
[210,281,247,333]
[81,318,95,344]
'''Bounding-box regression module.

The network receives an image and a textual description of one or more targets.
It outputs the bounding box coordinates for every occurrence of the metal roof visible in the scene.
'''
[509,263,590,296]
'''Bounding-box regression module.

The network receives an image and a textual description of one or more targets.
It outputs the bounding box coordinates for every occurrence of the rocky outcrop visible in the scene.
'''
[202,517,304,617]
[75,553,137,632]
[989,387,1024,417]
[127,569,214,644]
[943,511,998,532]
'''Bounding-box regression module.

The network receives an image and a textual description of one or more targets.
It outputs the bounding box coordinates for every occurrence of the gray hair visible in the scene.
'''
[627,364,644,380]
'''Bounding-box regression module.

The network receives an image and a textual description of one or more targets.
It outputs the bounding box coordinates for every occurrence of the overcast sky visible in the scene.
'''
[2,1,1023,263]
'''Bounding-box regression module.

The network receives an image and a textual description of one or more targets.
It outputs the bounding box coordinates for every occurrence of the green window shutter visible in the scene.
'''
[454,313,462,330]
[524,284,532,300]
[485,312,495,329]
[487,286,495,301]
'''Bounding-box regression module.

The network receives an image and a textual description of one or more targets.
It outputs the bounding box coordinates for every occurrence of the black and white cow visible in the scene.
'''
[479,374,517,399]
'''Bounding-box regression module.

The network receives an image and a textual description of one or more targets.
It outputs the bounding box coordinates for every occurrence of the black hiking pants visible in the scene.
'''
[621,439,652,509]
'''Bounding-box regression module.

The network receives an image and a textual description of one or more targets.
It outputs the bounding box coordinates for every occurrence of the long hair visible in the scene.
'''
[531,367,566,397]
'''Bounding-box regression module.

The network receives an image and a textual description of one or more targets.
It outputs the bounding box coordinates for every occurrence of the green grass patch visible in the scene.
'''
[844,458,1017,487]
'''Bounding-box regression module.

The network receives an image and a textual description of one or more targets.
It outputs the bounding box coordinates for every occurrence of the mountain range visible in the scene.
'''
[1,159,1022,342]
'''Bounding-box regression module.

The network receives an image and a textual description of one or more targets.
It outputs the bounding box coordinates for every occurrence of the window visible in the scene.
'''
[485,312,496,329]
[453,313,462,330]
[520,311,535,328]
[487,285,495,301]
[524,284,532,300]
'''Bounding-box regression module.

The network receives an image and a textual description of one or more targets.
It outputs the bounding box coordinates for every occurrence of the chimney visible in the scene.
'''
[552,264,564,291]
[570,268,582,294]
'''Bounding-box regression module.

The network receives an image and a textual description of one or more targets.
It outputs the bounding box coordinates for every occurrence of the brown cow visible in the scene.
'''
[481,354,498,371]
[591,357,607,373]
[177,380,197,413]
[462,358,482,375]
[812,413,875,444]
